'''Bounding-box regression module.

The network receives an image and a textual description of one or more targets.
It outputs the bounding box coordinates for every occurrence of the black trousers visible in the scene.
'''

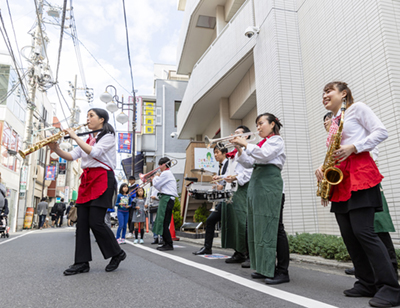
[335,207,400,304]
[276,194,290,275]
[75,206,121,264]
[378,232,398,274]
[56,211,64,227]
[162,198,175,247]
[204,203,222,250]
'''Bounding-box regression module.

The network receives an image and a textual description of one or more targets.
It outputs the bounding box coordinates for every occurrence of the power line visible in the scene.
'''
[33,0,50,65]
[54,0,68,83]
[55,84,71,128]
[121,0,136,97]
[0,11,31,105]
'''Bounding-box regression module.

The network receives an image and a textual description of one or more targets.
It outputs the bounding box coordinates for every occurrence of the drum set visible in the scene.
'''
[187,168,232,210]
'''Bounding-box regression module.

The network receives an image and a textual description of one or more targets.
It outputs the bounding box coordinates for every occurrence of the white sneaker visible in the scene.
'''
[139,239,144,244]
[117,238,122,244]
[126,233,133,239]
[133,239,139,244]
[121,239,126,244]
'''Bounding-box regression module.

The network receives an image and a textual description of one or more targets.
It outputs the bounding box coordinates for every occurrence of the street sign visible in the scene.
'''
[118,133,132,153]
[58,163,66,174]
[20,165,28,193]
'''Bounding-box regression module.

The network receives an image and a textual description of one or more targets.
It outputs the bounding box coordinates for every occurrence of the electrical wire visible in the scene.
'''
[0,11,31,104]
[54,0,68,83]
[55,85,71,128]
[33,0,50,65]
[121,0,136,97]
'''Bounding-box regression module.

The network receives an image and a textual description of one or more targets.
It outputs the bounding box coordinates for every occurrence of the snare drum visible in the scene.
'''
[188,183,215,200]
[207,189,232,202]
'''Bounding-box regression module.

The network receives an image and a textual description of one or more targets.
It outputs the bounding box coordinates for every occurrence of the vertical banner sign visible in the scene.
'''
[57,174,66,187]
[65,186,69,201]
[58,163,66,174]
[194,148,219,173]
[143,101,155,134]
[20,165,28,193]
[45,165,57,180]
[118,133,132,153]
[23,207,34,229]
[128,96,142,133]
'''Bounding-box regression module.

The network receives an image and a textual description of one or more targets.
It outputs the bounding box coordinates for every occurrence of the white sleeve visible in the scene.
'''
[236,149,255,168]
[353,103,388,153]
[152,172,168,191]
[236,167,252,186]
[90,134,116,159]
[70,143,83,161]
[245,137,284,163]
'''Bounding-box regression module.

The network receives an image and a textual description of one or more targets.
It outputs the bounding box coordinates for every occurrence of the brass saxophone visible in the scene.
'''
[317,99,347,201]
[18,123,88,159]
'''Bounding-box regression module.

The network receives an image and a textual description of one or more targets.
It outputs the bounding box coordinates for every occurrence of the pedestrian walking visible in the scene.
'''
[37,197,49,230]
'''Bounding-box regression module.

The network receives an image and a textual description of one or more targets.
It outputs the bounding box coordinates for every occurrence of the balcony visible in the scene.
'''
[177,0,256,138]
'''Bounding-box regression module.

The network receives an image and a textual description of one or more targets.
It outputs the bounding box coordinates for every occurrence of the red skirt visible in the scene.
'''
[76,167,108,204]
[330,152,383,202]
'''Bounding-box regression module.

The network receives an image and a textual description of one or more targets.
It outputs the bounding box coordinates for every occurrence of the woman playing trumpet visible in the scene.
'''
[232,113,289,285]
[49,108,126,275]
[316,82,400,307]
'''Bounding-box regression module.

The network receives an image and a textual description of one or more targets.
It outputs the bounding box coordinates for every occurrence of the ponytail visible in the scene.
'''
[255,113,283,135]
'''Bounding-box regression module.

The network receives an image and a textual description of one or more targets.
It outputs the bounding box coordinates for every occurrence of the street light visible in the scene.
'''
[100,85,137,177]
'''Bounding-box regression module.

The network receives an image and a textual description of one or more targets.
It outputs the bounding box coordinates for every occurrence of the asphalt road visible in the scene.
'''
[1,228,372,308]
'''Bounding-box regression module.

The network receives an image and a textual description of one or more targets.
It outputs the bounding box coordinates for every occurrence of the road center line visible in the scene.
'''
[0,231,36,246]
[126,242,338,308]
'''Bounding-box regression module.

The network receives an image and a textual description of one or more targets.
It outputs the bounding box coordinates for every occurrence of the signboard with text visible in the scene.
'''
[194,148,219,173]
[45,165,57,181]
[118,133,132,154]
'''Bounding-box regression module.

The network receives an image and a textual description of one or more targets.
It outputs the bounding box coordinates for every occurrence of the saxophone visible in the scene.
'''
[316,99,347,201]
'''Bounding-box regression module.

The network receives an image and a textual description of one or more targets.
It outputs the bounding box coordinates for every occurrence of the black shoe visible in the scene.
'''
[159,239,164,246]
[345,267,355,275]
[265,273,290,285]
[241,259,250,268]
[343,288,375,297]
[251,272,267,279]
[369,297,394,307]
[105,250,126,272]
[157,245,173,251]
[63,262,90,276]
[225,252,246,264]
[151,238,159,245]
[193,247,212,255]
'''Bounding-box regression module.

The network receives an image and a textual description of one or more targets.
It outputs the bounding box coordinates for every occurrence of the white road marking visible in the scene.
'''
[0,231,36,245]
[126,242,338,308]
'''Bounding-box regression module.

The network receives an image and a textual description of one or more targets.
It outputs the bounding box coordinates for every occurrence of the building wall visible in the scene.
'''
[155,79,190,192]
[298,0,400,238]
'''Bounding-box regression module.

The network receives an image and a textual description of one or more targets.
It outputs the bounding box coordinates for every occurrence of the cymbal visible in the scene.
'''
[190,168,215,176]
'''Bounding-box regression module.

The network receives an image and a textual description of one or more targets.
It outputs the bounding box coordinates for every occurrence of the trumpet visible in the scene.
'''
[130,159,178,195]
[204,131,258,149]
[18,124,88,159]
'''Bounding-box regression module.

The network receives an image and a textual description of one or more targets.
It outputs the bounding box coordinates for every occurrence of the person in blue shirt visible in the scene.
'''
[126,176,138,238]
[115,183,131,244]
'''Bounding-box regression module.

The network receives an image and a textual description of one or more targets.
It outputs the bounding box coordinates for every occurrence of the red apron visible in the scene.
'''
[330,152,383,202]
[76,135,112,204]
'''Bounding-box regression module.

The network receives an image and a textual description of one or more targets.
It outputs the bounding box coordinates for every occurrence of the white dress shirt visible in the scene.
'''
[146,186,159,207]
[237,135,286,170]
[152,169,178,198]
[70,133,116,170]
[333,102,388,153]
[222,153,252,186]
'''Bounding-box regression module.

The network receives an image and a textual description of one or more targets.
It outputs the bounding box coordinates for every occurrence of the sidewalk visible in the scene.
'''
[175,232,353,270]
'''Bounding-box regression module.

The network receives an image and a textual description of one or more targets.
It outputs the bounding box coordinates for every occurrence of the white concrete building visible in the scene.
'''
[176,0,400,239]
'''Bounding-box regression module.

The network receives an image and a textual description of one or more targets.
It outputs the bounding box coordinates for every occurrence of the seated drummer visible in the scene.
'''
[193,145,229,255]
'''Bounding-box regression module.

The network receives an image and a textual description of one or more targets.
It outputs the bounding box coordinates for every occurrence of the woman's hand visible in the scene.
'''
[48,142,59,152]
[321,198,329,207]
[225,175,236,183]
[315,165,324,182]
[333,144,357,163]
[216,184,224,191]
[64,128,78,140]
[231,136,247,149]
[136,206,140,210]
[144,204,148,208]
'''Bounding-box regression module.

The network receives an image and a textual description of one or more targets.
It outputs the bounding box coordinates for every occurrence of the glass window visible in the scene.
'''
[174,101,181,127]
[0,65,10,105]
[1,145,7,167]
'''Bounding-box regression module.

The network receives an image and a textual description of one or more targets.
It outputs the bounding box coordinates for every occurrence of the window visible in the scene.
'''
[174,101,181,127]
[0,65,10,105]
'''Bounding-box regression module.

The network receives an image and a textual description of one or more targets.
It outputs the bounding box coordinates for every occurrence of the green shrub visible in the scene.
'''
[194,202,210,225]
[172,197,182,230]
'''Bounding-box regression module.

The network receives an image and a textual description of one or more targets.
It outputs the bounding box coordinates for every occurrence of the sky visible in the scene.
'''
[0,0,184,130]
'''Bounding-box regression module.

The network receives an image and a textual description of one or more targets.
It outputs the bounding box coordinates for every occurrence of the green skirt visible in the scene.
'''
[152,194,172,235]
[374,184,395,233]
[247,164,283,278]
[221,182,249,254]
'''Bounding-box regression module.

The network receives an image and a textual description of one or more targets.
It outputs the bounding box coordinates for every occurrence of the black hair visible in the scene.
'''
[214,144,228,154]
[323,112,333,122]
[255,113,283,135]
[235,125,251,139]
[136,187,146,198]
[128,176,135,181]
[60,198,64,202]
[119,183,129,194]
[69,201,74,206]
[158,157,171,168]
[41,197,47,202]
[88,108,115,142]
